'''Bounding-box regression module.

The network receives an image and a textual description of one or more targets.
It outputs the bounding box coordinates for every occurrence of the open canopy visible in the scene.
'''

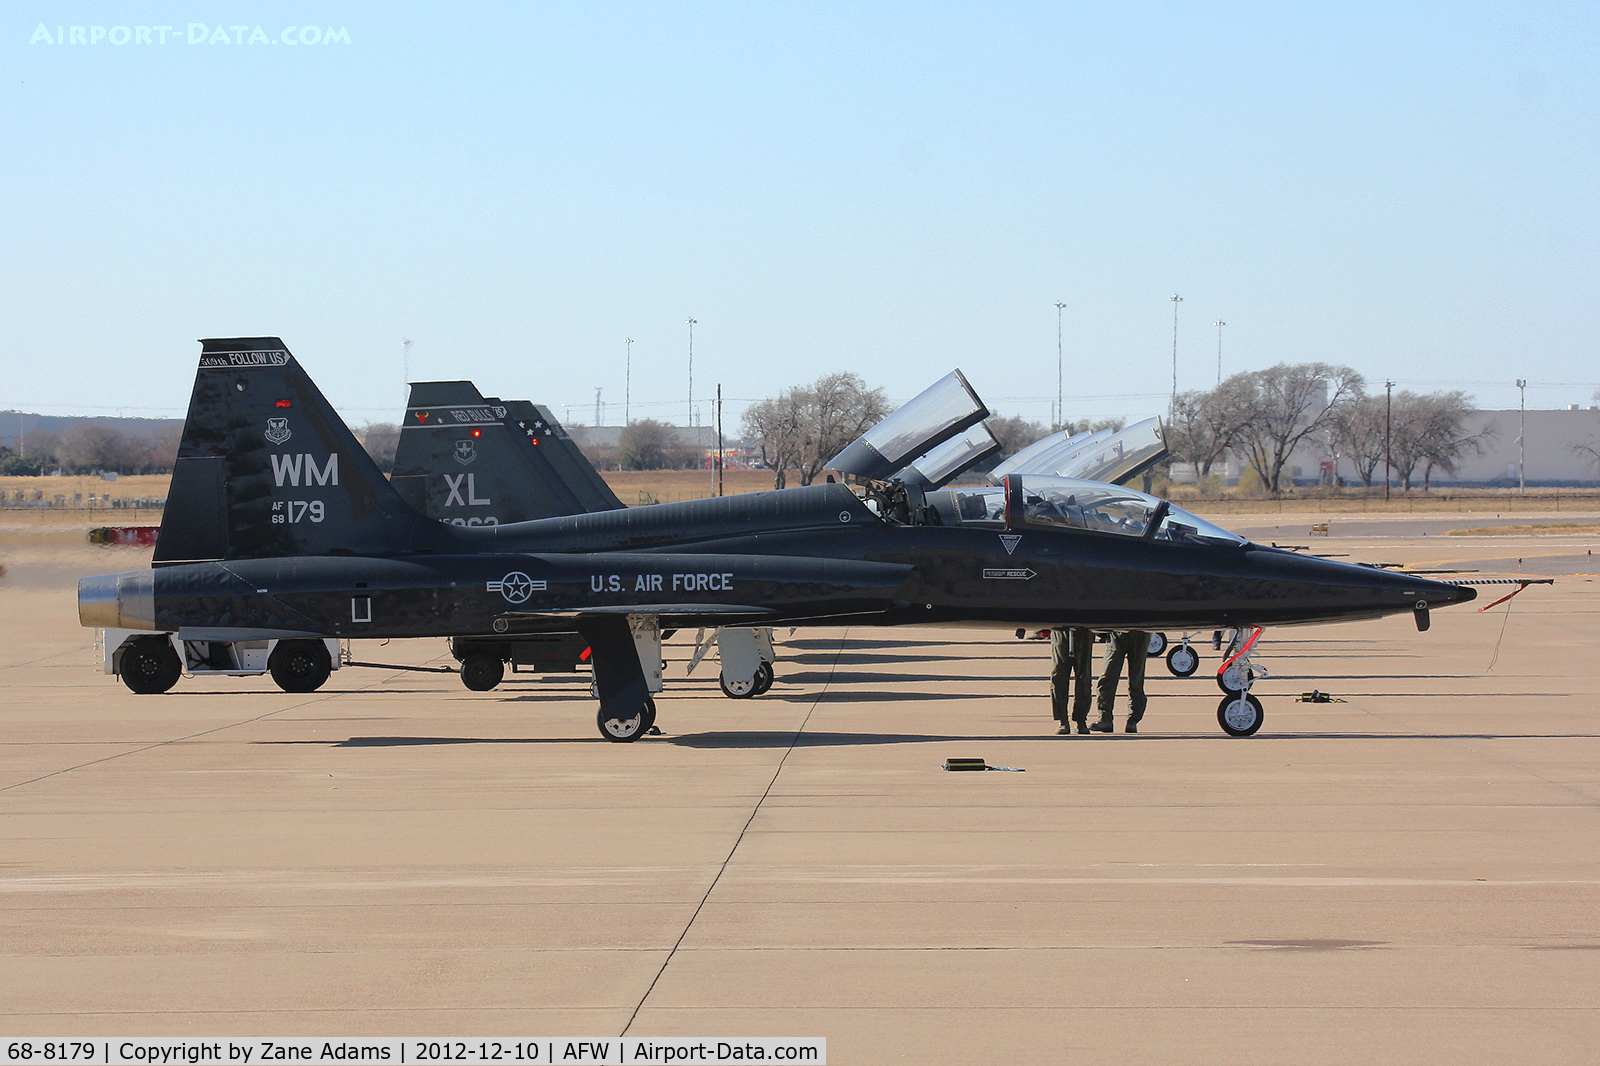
[892,422,1003,490]
[830,370,989,481]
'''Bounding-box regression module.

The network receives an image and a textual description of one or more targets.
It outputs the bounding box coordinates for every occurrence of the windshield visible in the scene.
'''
[1152,503,1247,546]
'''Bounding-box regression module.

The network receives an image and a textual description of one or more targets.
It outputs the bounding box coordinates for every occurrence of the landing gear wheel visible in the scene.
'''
[460,653,505,691]
[1217,692,1265,737]
[752,661,775,695]
[1146,632,1168,656]
[1217,663,1257,695]
[120,637,181,694]
[1166,644,1200,678]
[598,696,656,742]
[719,671,757,698]
[268,639,332,693]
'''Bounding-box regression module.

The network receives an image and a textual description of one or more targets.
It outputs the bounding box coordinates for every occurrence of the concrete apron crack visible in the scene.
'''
[621,627,850,1037]
[0,659,434,794]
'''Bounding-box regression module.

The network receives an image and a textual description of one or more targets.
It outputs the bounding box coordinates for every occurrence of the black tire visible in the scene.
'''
[269,639,332,693]
[598,695,655,742]
[1217,663,1257,695]
[460,652,504,691]
[1166,644,1200,678]
[752,661,775,695]
[120,637,181,694]
[1146,631,1168,656]
[1217,693,1265,737]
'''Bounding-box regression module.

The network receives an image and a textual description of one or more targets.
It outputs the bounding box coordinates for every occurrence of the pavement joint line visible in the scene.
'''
[0,661,423,795]
[1,645,91,671]
[619,627,851,1038]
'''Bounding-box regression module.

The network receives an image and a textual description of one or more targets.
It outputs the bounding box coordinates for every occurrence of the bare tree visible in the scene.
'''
[54,423,127,473]
[1418,393,1494,490]
[1383,391,1434,491]
[799,372,889,485]
[740,392,807,489]
[1332,395,1389,487]
[742,373,887,488]
[617,419,696,470]
[985,414,1049,458]
[1168,388,1246,479]
[1229,363,1364,494]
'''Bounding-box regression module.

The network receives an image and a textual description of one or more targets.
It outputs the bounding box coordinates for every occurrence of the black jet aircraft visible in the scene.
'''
[389,379,777,698]
[80,338,1477,741]
[389,380,621,684]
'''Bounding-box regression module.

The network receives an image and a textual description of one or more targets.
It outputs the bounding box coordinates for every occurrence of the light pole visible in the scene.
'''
[1053,301,1065,429]
[402,338,412,409]
[1169,294,1183,405]
[686,318,697,427]
[624,338,633,425]
[1516,378,1527,493]
[1384,379,1395,501]
[1213,320,1225,385]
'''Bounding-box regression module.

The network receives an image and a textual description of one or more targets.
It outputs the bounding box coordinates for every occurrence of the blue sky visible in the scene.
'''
[4,2,1597,430]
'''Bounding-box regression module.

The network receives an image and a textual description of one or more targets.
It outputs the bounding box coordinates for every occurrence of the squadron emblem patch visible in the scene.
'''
[264,418,291,445]
[454,439,477,465]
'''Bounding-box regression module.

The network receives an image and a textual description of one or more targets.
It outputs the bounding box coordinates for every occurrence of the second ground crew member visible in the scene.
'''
[1092,629,1149,733]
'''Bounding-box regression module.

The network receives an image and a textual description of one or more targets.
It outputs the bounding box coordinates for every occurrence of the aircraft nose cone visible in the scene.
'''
[1399,574,1477,610]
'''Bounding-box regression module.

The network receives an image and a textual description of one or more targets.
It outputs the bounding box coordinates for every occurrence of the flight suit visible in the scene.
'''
[1050,627,1095,733]
[1093,629,1149,732]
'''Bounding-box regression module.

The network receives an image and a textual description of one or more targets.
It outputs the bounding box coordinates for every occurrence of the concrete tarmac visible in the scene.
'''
[1,524,1597,1062]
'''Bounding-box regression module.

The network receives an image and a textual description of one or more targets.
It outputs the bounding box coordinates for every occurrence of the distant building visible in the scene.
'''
[1171,407,1600,488]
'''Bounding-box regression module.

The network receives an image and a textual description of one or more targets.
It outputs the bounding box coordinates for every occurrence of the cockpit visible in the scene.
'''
[924,475,1247,547]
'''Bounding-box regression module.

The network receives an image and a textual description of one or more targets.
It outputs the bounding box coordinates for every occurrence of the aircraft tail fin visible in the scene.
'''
[154,338,436,564]
[392,383,623,524]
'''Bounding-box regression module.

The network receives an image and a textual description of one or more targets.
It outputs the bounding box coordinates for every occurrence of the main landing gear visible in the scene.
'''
[1165,641,1200,678]
[599,695,657,742]
[720,660,775,698]
[1215,626,1267,737]
[690,627,778,699]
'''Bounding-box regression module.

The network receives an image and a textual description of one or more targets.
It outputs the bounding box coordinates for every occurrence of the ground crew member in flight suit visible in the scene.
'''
[1050,627,1095,734]
[1092,629,1149,733]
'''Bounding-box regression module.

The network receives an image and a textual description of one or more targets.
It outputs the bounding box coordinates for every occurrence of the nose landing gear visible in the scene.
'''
[1215,626,1267,737]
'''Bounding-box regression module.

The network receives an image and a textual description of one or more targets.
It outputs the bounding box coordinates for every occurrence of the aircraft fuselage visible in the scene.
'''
[82,491,1471,639]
